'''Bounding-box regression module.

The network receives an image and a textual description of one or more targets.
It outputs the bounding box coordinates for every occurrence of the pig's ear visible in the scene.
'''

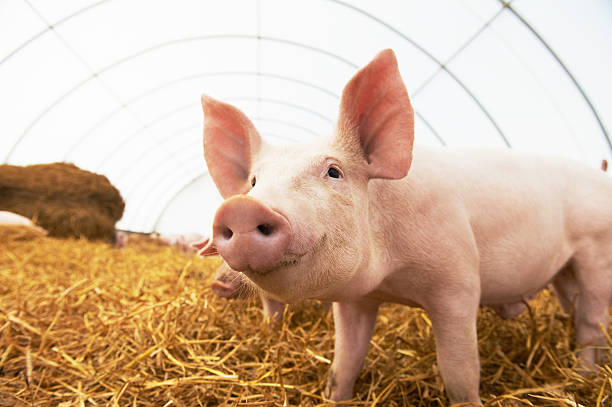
[337,49,414,180]
[202,95,262,198]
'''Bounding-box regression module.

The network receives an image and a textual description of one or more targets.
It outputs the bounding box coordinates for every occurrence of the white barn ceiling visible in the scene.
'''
[1,0,611,234]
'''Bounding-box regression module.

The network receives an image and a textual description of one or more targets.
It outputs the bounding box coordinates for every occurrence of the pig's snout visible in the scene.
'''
[212,195,291,273]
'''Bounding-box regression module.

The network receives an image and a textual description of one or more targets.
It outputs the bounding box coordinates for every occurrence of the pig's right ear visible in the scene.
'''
[202,95,262,198]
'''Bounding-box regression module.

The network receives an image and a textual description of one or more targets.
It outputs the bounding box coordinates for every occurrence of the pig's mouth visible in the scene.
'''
[246,257,301,276]
[246,233,327,276]
[277,258,300,268]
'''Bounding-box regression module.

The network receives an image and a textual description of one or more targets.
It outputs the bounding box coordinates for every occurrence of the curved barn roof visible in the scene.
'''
[1,0,611,234]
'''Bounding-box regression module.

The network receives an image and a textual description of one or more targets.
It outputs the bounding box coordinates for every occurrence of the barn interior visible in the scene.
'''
[1,1,611,405]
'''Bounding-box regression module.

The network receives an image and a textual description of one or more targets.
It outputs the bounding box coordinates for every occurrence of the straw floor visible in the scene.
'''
[0,226,610,406]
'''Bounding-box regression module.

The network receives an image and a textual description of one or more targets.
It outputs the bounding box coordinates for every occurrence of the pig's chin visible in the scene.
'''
[241,234,330,301]
[244,256,301,277]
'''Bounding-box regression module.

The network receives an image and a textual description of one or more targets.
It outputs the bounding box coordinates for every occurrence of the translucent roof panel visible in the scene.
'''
[1,0,610,235]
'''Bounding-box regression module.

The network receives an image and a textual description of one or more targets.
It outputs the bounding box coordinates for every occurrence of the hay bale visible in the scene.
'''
[0,162,124,240]
[0,227,610,406]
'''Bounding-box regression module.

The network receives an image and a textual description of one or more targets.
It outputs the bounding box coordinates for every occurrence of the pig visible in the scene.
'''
[198,49,612,405]
[158,232,207,255]
[0,211,47,235]
[112,230,128,248]
[211,262,285,323]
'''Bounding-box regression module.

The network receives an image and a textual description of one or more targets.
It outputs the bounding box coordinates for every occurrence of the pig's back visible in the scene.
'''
[384,145,612,304]
[409,145,612,233]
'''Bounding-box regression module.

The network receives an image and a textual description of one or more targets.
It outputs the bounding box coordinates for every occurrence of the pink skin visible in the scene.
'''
[158,232,206,255]
[0,211,47,235]
[202,49,612,405]
[210,262,331,324]
[213,196,291,272]
[114,231,128,248]
[211,262,285,323]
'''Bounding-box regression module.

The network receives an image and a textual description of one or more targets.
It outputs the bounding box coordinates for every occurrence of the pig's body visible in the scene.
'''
[201,50,612,405]
[235,143,612,403]
[326,145,612,308]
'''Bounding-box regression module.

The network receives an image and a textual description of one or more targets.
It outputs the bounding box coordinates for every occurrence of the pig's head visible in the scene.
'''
[202,49,414,303]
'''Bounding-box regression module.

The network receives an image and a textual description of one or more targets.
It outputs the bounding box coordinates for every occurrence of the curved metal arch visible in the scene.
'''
[415,111,445,146]
[502,2,610,151]
[70,73,443,172]
[330,0,511,148]
[117,125,299,203]
[105,97,333,184]
[7,32,496,163]
[331,0,610,152]
[255,117,320,137]
[138,165,205,232]
[97,96,335,189]
[4,1,607,165]
[92,96,333,174]
[63,70,341,160]
[3,35,359,163]
[151,172,209,232]
[121,127,300,207]
[110,121,203,183]
[133,128,299,232]
[89,101,196,170]
[0,0,111,66]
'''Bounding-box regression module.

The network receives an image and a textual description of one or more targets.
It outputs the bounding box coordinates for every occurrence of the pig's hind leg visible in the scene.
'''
[568,241,612,369]
[551,262,579,315]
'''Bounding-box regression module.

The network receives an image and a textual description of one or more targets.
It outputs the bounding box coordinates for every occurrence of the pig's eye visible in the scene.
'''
[327,166,342,179]
[250,176,256,187]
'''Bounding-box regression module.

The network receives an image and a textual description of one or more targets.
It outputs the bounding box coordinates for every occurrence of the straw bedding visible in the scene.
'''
[0,226,610,406]
[0,163,124,241]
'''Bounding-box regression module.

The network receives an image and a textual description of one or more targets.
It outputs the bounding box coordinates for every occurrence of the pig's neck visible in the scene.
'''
[348,154,456,307]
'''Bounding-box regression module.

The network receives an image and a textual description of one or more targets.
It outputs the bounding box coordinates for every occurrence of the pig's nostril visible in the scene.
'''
[257,224,274,236]
[222,227,233,239]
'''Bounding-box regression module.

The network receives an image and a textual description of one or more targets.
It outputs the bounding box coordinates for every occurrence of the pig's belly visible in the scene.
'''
[478,239,572,306]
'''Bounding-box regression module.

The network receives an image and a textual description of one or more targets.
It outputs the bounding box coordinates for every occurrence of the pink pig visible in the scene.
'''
[199,50,612,404]
[158,232,207,255]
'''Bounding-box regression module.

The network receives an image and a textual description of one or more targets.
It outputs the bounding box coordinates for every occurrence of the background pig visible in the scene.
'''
[0,210,47,235]
[112,230,128,248]
[158,232,206,255]
[200,50,612,405]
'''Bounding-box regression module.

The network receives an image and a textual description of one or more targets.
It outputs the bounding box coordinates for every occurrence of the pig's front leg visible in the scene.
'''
[261,296,285,324]
[324,299,380,401]
[427,292,482,405]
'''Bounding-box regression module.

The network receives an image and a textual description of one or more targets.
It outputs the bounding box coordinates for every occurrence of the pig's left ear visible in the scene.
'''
[337,49,414,180]
[202,95,262,198]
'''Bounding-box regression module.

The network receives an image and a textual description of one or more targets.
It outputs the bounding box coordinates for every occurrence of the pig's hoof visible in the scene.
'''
[323,373,353,402]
